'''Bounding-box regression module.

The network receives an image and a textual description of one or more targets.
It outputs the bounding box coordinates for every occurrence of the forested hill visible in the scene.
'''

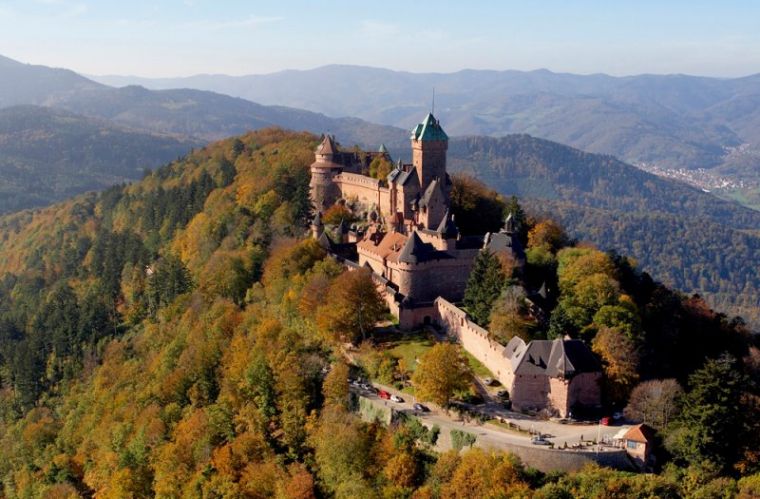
[0,129,757,499]
[0,128,757,496]
[447,135,760,329]
[0,105,197,213]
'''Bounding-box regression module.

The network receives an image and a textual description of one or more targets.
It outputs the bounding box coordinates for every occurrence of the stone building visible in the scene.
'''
[622,424,657,469]
[434,297,602,418]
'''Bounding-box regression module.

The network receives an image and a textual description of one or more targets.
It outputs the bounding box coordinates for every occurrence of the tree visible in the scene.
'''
[528,219,568,253]
[463,250,505,326]
[450,430,477,451]
[624,379,683,430]
[450,174,506,235]
[316,268,386,344]
[439,448,530,498]
[368,156,393,181]
[666,354,749,473]
[504,196,528,244]
[412,343,472,407]
[310,407,372,495]
[322,361,350,410]
[488,286,533,343]
[321,204,356,226]
[592,326,640,405]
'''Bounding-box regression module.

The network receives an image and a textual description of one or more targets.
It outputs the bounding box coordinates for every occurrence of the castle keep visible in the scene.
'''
[310,114,601,417]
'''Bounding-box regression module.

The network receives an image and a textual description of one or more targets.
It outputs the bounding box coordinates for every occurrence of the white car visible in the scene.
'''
[390,394,404,403]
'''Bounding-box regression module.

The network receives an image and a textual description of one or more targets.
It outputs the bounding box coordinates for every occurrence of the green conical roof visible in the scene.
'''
[410,113,448,142]
[378,143,389,153]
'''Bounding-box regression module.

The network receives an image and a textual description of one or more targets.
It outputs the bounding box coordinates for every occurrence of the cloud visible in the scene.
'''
[184,15,283,32]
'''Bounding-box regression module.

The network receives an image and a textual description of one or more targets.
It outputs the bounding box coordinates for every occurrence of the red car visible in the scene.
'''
[378,390,391,400]
[600,416,611,426]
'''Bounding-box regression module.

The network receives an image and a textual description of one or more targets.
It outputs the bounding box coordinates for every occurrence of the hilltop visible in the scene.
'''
[0,128,757,497]
[96,64,760,207]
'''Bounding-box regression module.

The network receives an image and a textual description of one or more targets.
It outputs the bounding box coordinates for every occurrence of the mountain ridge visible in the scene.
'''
[90,63,760,209]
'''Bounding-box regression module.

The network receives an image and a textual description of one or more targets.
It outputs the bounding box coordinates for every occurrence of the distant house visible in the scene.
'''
[622,423,657,469]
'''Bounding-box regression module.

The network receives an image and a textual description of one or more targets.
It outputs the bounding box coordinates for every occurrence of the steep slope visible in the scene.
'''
[447,135,760,328]
[0,105,197,213]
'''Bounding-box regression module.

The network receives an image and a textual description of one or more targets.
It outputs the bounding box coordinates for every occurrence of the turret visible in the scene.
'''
[309,135,342,211]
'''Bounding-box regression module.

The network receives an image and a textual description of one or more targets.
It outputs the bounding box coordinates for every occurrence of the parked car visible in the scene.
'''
[378,390,391,400]
[600,416,611,426]
[612,411,624,421]
[483,377,495,386]
[390,394,404,403]
[531,436,551,446]
[496,390,509,399]
[413,403,429,412]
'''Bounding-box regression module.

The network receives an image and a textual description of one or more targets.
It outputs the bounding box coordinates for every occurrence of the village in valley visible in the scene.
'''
[308,113,656,471]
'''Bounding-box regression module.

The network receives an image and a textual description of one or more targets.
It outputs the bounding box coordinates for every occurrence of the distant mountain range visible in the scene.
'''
[0,54,758,327]
[0,55,405,147]
[93,64,760,209]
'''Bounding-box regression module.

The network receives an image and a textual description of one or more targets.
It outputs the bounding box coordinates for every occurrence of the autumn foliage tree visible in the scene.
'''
[412,343,472,407]
[316,268,386,344]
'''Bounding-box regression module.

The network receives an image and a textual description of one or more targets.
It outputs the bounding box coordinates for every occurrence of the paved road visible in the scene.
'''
[355,381,626,450]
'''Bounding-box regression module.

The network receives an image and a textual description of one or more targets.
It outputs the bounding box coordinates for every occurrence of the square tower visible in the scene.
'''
[411,113,449,189]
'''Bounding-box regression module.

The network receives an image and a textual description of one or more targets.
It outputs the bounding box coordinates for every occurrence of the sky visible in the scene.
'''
[1,0,759,78]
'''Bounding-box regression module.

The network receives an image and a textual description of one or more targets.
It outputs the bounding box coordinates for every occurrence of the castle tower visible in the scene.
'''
[410,113,449,190]
[309,135,342,211]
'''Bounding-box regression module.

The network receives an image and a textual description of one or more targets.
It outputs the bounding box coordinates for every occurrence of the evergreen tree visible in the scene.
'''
[463,250,506,326]
[666,354,749,473]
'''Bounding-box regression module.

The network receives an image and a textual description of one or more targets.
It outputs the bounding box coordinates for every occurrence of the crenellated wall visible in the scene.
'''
[433,297,516,387]
[334,172,389,211]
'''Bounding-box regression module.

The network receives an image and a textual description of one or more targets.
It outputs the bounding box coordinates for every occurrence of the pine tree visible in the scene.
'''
[463,250,506,326]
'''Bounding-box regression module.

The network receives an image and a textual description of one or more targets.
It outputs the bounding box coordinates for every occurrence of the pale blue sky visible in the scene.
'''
[1,0,759,77]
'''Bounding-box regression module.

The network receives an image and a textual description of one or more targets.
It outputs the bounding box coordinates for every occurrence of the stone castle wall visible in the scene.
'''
[334,173,391,215]
[433,298,516,387]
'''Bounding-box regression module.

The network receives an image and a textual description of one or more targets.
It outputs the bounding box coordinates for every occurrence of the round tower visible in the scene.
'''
[310,135,342,211]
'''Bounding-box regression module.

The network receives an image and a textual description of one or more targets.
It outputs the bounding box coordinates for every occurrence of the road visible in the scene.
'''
[354,381,626,450]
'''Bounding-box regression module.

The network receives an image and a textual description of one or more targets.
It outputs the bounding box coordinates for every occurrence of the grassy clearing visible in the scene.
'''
[462,349,494,378]
[386,332,435,374]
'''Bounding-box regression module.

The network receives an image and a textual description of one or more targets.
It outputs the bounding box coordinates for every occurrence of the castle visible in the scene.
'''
[310,113,507,326]
[310,114,601,417]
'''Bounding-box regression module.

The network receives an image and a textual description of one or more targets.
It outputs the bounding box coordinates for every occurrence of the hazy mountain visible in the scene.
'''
[0,55,406,149]
[0,105,197,213]
[93,65,760,203]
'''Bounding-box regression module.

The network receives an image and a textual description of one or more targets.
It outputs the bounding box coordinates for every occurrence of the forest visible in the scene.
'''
[0,129,757,497]
[447,134,760,330]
